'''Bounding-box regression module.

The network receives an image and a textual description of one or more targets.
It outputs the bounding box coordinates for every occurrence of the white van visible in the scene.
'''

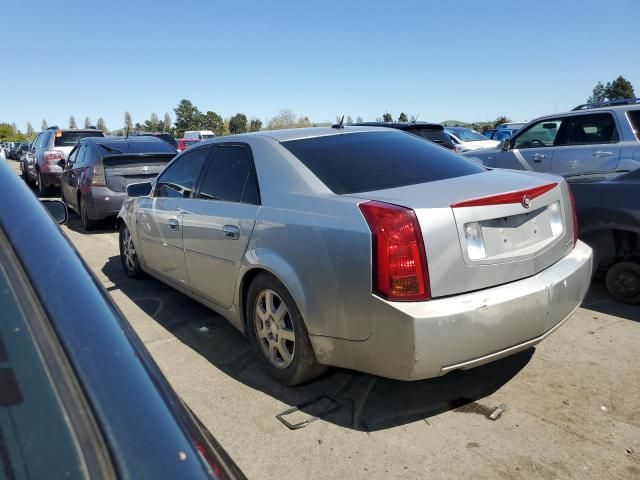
[184,130,216,140]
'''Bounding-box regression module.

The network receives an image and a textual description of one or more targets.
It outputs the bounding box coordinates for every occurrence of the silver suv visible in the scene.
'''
[464,99,640,176]
[23,127,104,195]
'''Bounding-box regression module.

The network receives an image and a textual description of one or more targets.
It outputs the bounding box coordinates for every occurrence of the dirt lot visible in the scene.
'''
[10,160,640,479]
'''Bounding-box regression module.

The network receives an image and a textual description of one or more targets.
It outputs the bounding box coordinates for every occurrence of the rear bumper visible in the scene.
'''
[309,240,593,381]
[39,171,61,186]
[86,187,126,220]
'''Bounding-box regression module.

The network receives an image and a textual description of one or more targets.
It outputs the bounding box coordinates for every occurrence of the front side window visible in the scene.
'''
[565,113,619,145]
[155,148,209,198]
[197,146,258,204]
[513,118,565,149]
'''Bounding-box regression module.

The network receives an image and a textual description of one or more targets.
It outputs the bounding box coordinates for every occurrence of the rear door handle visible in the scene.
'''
[168,218,180,231]
[593,151,613,158]
[222,225,240,240]
[532,153,546,163]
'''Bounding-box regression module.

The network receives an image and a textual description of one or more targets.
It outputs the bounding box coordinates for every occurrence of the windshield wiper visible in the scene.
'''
[98,144,123,154]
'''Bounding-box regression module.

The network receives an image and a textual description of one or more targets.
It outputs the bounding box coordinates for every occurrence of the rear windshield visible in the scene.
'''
[282,131,485,194]
[54,131,104,147]
[408,128,452,145]
[202,134,216,139]
[446,129,488,142]
[626,109,640,141]
[97,140,177,154]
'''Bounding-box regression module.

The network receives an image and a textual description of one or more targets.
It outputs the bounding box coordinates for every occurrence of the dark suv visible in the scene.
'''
[352,122,456,151]
[60,136,176,230]
[24,127,105,195]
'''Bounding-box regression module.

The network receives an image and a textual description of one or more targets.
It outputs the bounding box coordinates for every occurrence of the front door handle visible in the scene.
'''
[222,225,240,240]
[168,218,180,231]
[593,151,613,158]
[532,153,546,163]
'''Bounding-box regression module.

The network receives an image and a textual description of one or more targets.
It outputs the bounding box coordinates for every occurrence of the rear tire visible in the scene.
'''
[119,223,142,278]
[80,197,98,231]
[37,171,51,197]
[605,261,640,305]
[246,273,326,386]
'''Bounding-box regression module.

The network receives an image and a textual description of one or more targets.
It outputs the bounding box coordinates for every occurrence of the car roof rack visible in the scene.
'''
[572,98,640,111]
[46,125,60,130]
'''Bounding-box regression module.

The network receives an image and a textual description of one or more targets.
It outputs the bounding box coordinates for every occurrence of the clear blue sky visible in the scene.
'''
[2,0,638,132]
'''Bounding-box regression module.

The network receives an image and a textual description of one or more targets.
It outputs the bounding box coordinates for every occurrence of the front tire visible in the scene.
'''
[605,261,640,305]
[119,223,142,278]
[246,273,326,386]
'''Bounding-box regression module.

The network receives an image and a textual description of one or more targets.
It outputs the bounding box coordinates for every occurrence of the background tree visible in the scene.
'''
[356,116,363,123]
[26,122,34,136]
[228,113,248,134]
[124,111,133,133]
[41,119,48,130]
[346,115,353,125]
[267,109,297,130]
[588,81,607,103]
[174,99,202,136]
[69,116,77,128]
[606,75,635,100]
[0,123,27,142]
[398,112,408,122]
[382,112,393,122]
[84,117,91,128]
[164,112,172,132]
[202,111,224,136]
[493,115,511,128]
[296,116,311,128]
[96,117,107,133]
[249,118,262,132]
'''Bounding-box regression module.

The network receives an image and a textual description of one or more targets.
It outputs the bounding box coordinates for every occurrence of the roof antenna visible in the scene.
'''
[331,115,345,129]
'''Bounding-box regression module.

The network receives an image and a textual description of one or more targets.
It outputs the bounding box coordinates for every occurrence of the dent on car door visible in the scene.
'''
[506,118,566,172]
[136,148,209,287]
[182,144,260,308]
[550,112,622,175]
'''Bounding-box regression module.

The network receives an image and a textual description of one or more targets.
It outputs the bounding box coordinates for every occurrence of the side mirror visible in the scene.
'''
[57,159,66,168]
[500,139,510,151]
[127,181,153,197]
[40,199,68,224]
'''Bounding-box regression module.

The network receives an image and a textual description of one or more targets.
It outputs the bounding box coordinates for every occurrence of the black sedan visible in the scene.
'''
[0,160,244,478]
[568,168,640,304]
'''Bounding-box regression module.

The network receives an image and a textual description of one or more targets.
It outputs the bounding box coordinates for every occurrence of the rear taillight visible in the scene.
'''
[568,187,578,246]
[43,150,64,165]
[358,201,430,301]
[450,183,558,208]
[92,161,106,186]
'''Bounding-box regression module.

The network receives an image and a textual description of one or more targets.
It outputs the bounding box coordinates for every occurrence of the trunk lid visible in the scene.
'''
[349,169,575,298]
[102,154,174,192]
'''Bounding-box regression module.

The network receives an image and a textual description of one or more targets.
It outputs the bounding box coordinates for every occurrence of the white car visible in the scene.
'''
[184,130,216,140]
[445,127,500,153]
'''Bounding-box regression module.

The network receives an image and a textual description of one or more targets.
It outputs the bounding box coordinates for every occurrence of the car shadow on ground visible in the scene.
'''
[102,255,533,432]
[65,210,118,236]
[581,280,639,323]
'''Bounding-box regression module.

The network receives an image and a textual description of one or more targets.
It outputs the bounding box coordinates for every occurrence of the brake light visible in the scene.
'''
[358,201,430,301]
[92,161,106,186]
[568,187,578,246]
[43,150,64,164]
[450,182,558,208]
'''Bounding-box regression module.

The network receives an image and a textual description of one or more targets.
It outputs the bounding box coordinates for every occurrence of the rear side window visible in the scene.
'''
[282,131,485,194]
[565,113,619,145]
[155,148,209,198]
[625,109,640,141]
[54,131,104,147]
[197,146,258,204]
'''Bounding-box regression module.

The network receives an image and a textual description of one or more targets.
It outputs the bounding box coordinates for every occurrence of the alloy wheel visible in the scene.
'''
[121,227,137,271]
[254,289,296,369]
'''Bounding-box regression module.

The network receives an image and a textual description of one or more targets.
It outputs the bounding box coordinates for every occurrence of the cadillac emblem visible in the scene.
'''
[522,195,532,209]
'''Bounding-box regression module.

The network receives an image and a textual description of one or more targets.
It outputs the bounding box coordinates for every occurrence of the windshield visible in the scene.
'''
[446,128,488,142]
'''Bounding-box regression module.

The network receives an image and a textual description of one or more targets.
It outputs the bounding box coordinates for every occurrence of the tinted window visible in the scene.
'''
[67,146,79,165]
[0,256,84,479]
[197,146,256,203]
[36,132,49,148]
[513,118,565,149]
[627,109,640,141]
[54,131,103,147]
[407,128,453,147]
[282,131,485,194]
[566,113,619,145]
[96,139,176,154]
[155,148,209,198]
[74,144,87,165]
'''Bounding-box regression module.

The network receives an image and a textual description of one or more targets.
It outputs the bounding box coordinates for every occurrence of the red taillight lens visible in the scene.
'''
[43,150,64,164]
[568,187,578,246]
[358,201,430,301]
[450,183,558,208]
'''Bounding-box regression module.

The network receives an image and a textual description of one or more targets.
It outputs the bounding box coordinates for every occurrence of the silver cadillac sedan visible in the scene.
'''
[117,127,592,385]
